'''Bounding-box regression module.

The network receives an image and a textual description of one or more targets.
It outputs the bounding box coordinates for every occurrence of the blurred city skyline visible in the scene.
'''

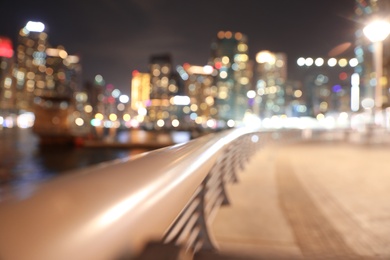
[1,0,356,94]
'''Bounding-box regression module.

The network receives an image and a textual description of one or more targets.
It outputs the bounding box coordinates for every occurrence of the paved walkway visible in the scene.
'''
[209,140,390,259]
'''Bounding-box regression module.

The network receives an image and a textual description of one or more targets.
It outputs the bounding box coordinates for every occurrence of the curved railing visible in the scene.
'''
[0,127,303,260]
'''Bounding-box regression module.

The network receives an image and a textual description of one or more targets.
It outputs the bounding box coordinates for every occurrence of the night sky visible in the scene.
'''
[1,0,358,95]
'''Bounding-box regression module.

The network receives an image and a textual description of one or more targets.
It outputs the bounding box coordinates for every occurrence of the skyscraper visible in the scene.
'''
[16,21,82,143]
[146,53,181,129]
[210,31,252,126]
[182,64,217,129]
[255,50,287,118]
[16,21,48,110]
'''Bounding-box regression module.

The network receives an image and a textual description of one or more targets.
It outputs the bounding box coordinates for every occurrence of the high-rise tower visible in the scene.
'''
[16,21,48,110]
[210,31,252,126]
[255,50,287,118]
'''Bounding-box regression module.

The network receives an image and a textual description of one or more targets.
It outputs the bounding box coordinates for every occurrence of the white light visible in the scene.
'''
[171,95,190,105]
[220,71,228,79]
[363,20,390,42]
[75,118,84,126]
[206,119,216,128]
[315,58,324,66]
[351,73,360,86]
[361,98,375,109]
[95,74,103,83]
[297,57,305,66]
[138,107,147,116]
[305,57,314,66]
[91,119,101,127]
[227,119,235,127]
[25,21,45,32]
[339,112,349,121]
[251,135,259,143]
[172,119,180,127]
[351,86,360,112]
[327,58,337,67]
[247,90,256,99]
[17,112,35,128]
[112,89,121,98]
[119,94,129,103]
[256,51,275,64]
[157,119,165,127]
[203,65,214,74]
[349,58,359,67]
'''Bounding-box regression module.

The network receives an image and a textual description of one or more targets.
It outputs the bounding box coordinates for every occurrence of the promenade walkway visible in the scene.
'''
[202,140,390,259]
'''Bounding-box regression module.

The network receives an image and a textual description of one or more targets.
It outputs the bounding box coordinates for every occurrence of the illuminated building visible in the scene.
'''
[180,64,217,129]
[284,80,306,117]
[131,70,151,111]
[210,31,252,125]
[354,0,390,109]
[296,56,356,116]
[255,50,287,117]
[84,75,105,114]
[32,46,81,139]
[0,37,16,113]
[146,53,181,130]
[16,21,48,110]
[15,21,82,142]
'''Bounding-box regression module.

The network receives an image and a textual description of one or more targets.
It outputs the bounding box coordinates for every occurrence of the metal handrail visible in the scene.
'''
[0,127,301,260]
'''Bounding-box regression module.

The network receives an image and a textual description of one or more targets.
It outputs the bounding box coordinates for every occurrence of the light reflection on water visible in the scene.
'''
[0,128,148,199]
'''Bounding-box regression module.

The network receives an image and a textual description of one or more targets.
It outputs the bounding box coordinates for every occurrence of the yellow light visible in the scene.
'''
[59,50,68,59]
[95,113,104,120]
[338,58,348,67]
[316,113,325,120]
[222,56,230,64]
[320,102,328,111]
[75,118,84,126]
[109,113,117,121]
[294,90,302,98]
[123,114,131,121]
[190,104,198,111]
[84,105,93,113]
[205,96,214,106]
[240,77,249,85]
[218,90,228,99]
[237,43,248,52]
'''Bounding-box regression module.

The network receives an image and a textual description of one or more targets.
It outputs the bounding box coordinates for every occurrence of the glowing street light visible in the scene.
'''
[363,20,390,124]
